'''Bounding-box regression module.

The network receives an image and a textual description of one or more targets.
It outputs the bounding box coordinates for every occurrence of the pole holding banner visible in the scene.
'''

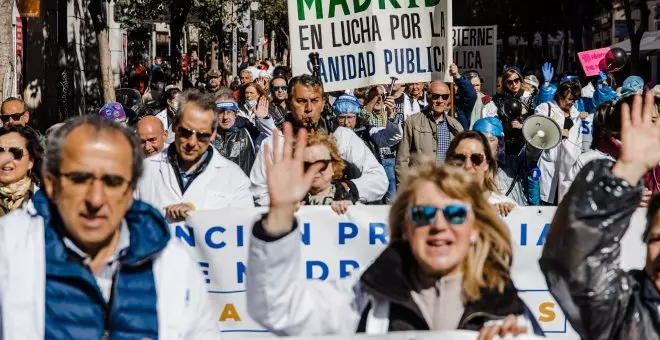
[450,82,455,118]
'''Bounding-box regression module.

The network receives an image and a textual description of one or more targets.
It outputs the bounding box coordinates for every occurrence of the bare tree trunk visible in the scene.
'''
[541,25,549,61]
[211,38,219,70]
[169,0,192,83]
[89,1,115,103]
[623,0,649,75]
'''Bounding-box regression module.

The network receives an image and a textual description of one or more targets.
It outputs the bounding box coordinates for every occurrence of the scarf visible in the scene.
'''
[0,176,32,213]
[597,137,660,193]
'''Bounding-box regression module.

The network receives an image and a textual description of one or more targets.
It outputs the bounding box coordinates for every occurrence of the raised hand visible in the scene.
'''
[542,62,554,83]
[263,123,326,236]
[449,63,460,78]
[254,96,269,119]
[612,92,660,185]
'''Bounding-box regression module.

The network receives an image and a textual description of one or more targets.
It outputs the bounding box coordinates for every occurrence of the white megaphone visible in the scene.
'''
[522,115,562,166]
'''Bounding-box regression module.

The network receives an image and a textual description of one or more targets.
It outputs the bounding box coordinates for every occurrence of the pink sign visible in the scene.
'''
[578,48,610,76]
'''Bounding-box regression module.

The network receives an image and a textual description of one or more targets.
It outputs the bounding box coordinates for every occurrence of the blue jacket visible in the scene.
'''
[453,76,478,130]
[35,190,171,339]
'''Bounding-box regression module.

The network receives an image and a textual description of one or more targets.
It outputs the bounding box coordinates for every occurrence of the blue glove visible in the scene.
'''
[542,62,554,83]
[598,71,607,84]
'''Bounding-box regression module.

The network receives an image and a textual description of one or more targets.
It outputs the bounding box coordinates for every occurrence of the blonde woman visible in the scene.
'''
[300,131,358,214]
[245,123,543,338]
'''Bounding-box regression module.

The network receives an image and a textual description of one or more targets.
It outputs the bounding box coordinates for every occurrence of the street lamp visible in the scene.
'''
[18,0,40,18]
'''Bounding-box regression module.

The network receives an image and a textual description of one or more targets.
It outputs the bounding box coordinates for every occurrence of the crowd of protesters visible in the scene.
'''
[2,51,660,339]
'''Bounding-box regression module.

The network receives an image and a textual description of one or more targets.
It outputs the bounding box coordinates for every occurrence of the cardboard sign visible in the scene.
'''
[577,48,609,77]
[287,0,453,91]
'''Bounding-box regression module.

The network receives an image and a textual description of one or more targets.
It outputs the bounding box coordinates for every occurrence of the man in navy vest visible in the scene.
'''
[0,115,218,338]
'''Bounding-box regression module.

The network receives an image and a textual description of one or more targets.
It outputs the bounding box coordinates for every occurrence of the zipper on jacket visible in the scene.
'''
[102,266,121,340]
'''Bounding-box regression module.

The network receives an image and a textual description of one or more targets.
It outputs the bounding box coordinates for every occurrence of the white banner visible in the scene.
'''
[270,330,545,340]
[287,0,452,91]
[174,206,647,339]
[453,26,497,95]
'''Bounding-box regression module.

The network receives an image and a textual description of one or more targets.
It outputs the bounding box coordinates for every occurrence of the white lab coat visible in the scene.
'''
[534,101,583,204]
[137,148,254,211]
[155,109,175,146]
[558,149,615,203]
[0,204,220,340]
[250,127,388,206]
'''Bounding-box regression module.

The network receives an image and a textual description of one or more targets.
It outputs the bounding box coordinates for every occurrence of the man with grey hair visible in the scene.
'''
[0,115,219,338]
[250,74,388,206]
[138,89,253,222]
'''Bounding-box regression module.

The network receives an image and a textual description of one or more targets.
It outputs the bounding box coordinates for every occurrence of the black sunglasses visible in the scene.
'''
[429,93,450,101]
[409,204,470,227]
[177,126,212,142]
[0,112,26,123]
[272,85,288,93]
[304,159,330,172]
[506,78,521,85]
[59,171,130,188]
[0,147,24,160]
[448,153,485,167]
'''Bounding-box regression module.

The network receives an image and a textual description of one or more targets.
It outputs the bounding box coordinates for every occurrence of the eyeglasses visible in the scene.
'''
[0,147,25,160]
[0,112,26,123]
[429,93,450,101]
[409,204,470,227]
[448,153,486,167]
[57,171,132,197]
[506,78,521,86]
[177,126,212,142]
[304,159,330,172]
[272,86,288,93]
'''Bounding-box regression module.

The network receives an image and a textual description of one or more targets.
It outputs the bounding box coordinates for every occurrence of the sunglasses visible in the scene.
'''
[506,78,521,86]
[177,126,212,142]
[304,159,330,172]
[0,112,25,123]
[0,147,24,160]
[429,93,451,101]
[448,153,485,167]
[58,171,132,197]
[409,204,470,227]
[272,86,288,93]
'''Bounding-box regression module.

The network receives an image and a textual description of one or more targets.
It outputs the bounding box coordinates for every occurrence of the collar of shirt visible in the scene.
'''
[176,147,211,180]
[63,220,131,269]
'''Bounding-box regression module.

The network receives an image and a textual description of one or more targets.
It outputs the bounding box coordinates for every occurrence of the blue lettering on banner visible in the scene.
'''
[236,225,244,247]
[307,261,329,280]
[369,223,388,245]
[237,261,247,284]
[307,52,376,83]
[205,226,227,249]
[383,46,445,75]
[340,260,359,278]
[199,262,211,284]
[339,222,359,244]
[301,222,311,245]
[520,223,550,246]
[175,225,195,247]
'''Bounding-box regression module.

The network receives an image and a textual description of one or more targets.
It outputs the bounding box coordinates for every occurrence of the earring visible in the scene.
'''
[470,235,478,245]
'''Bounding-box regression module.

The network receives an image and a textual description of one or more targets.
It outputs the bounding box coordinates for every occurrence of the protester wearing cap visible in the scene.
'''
[336,93,403,202]
[621,75,644,96]
[472,117,528,206]
[206,69,223,96]
[98,102,128,124]
[211,94,257,176]
[137,90,253,223]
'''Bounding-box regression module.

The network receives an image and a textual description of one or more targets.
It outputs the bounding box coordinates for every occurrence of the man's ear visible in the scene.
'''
[43,172,56,200]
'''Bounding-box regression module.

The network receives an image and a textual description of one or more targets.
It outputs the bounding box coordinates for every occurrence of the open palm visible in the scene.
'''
[264,123,325,208]
[618,92,660,172]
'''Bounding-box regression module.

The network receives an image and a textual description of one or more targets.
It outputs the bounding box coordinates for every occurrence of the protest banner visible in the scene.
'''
[577,47,610,77]
[287,0,452,91]
[174,206,647,339]
[453,26,497,94]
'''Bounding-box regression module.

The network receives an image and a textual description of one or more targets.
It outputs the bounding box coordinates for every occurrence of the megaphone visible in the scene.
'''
[522,115,562,166]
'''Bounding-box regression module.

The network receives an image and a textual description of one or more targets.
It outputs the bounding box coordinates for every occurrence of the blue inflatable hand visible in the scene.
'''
[542,62,554,82]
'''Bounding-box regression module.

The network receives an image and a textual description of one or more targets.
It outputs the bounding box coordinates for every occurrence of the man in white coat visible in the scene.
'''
[0,115,218,339]
[138,90,254,222]
[250,74,388,206]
